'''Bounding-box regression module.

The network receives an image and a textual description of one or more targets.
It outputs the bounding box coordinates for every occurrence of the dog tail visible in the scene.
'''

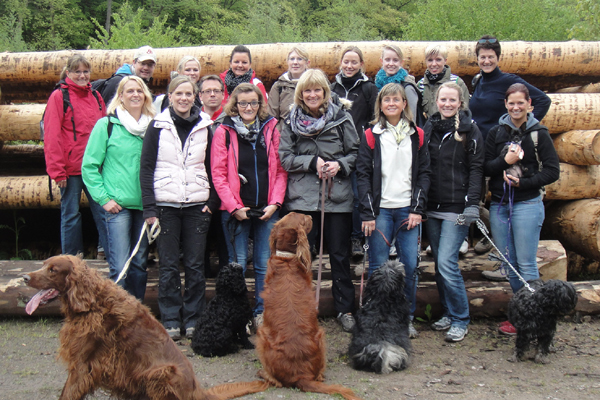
[296,379,362,400]
[204,380,270,400]
[352,342,410,374]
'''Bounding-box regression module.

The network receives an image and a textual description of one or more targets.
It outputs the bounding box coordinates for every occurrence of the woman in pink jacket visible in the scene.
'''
[211,83,287,328]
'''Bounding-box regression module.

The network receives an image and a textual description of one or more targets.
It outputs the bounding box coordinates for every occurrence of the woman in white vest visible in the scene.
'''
[140,75,219,341]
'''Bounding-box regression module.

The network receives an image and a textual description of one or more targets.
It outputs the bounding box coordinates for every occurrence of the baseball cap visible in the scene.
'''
[134,46,157,63]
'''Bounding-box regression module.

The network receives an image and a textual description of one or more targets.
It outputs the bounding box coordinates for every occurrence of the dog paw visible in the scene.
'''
[534,354,550,364]
[507,353,522,363]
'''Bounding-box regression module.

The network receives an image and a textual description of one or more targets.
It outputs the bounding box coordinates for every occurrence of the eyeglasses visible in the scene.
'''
[478,38,498,44]
[237,101,260,108]
[70,70,90,75]
[200,89,223,95]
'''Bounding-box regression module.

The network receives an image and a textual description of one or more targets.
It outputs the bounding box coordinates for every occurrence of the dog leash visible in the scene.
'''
[315,165,333,309]
[115,220,161,284]
[474,219,534,293]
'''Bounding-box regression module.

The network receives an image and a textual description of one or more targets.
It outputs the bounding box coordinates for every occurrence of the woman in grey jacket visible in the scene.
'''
[279,69,359,333]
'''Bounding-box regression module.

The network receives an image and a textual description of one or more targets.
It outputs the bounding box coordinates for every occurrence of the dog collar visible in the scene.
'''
[275,250,295,258]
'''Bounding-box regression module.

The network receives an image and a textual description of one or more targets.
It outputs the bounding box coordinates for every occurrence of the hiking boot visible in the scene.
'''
[482,266,509,281]
[498,321,517,336]
[474,237,493,254]
[337,313,356,333]
[459,239,469,256]
[185,327,195,339]
[445,325,468,342]
[389,244,397,257]
[166,327,181,341]
[431,316,452,331]
[408,321,418,339]
[351,239,364,257]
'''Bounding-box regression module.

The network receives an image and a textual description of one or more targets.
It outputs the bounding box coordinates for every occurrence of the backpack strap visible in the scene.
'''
[365,128,375,149]
[416,127,424,149]
[530,130,546,197]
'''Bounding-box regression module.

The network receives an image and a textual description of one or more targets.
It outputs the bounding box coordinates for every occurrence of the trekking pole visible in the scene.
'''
[116,219,161,284]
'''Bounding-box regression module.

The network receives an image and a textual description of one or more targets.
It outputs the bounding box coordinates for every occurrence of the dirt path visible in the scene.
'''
[0,316,598,399]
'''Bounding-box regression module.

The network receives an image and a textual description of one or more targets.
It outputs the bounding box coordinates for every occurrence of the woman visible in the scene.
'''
[330,46,378,257]
[219,45,268,105]
[279,69,359,333]
[154,56,202,112]
[485,83,559,336]
[82,76,155,300]
[356,83,430,339]
[268,46,310,131]
[43,54,107,256]
[211,83,287,328]
[424,82,484,342]
[140,75,219,340]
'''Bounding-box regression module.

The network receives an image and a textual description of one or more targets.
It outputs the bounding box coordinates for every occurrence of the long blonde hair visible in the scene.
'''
[107,76,156,117]
[436,81,465,142]
[371,83,414,127]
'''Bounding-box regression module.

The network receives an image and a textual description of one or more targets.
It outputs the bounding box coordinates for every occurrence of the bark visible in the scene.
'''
[556,82,600,94]
[552,130,600,165]
[0,104,45,141]
[0,175,89,209]
[544,93,600,134]
[545,164,600,200]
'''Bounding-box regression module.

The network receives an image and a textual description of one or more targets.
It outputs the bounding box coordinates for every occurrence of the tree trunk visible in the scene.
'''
[556,82,600,93]
[544,93,600,134]
[0,104,45,141]
[544,164,600,200]
[105,0,112,37]
[552,130,600,165]
[0,176,89,209]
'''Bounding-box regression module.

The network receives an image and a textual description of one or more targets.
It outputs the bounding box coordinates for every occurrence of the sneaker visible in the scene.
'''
[351,239,364,257]
[431,316,452,331]
[498,321,517,336]
[482,267,509,281]
[337,313,356,333]
[459,239,468,256]
[474,237,494,254]
[166,327,181,341]
[425,245,432,255]
[185,327,195,339]
[254,314,264,330]
[96,250,105,260]
[445,325,468,342]
[389,244,397,257]
[408,321,418,339]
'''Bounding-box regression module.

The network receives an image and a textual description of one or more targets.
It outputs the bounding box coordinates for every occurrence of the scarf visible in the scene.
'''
[339,72,362,89]
[232,115,261,143]
[116,107,152,138]
[375,68,408,90]
[424,66,448,84]
[224,69,253,95]
[386,118,412,144]
[430,112,457,138]
[289,102,335,137]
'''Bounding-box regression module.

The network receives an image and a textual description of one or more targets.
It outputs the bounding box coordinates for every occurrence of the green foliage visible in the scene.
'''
[570,0,600,40]
[0,12,28,52]
[0,211,32,261]
[415,304,433,322]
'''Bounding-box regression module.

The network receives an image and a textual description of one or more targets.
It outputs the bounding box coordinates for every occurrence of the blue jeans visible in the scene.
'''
[426,217,470,328]
[490,195,544,293]
[367,207,420,317]
[59,175,107,255]
[157,205,211,330]
[221,209,279,316]
[105,208,149,301]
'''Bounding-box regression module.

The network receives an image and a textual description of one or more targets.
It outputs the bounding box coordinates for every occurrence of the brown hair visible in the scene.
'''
[505,83,530,101]
[340,46,365,74]
[229,45,252,63]
[60,54,92,81]
[168,75,198,96]
[224,83,268,120]
[199,75,224,92]
[475,35,501,57]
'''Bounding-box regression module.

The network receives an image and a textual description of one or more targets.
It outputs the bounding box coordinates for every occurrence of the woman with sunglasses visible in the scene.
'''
[470,35,551,140]
[211,83,287,329]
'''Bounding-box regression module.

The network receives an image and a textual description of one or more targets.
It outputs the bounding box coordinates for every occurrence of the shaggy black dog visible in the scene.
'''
[507,279,578,364]
[191,263,254,357]
[349,260,411,373]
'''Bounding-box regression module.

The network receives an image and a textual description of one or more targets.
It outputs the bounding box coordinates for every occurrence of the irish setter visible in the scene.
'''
[23,255,268,400]
[252,212,362,399]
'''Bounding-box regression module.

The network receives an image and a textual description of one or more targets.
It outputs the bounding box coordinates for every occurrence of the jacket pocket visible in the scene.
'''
[328,176,353,204]
[195,174,209,188]
[154,175,171,189]
[286,173,308,201]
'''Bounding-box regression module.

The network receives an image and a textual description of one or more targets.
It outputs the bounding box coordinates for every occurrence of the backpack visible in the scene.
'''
[364,126,424,150]
[401,81,427,128]
[91,72,128,96]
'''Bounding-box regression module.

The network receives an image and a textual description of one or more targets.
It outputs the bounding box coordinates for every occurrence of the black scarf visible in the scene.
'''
[340,72,361,89]
[429,112,456,136]
[425,66,448,84]
[224,69,253,94]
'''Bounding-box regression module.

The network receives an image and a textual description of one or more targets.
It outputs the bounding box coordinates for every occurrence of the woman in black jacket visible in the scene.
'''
[424,82,484,343]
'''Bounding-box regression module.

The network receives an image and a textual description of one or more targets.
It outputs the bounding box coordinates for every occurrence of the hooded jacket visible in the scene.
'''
[219,69,268,106]
[484,113,560,203]
[425,110,484,213]
[417,66,470,118]
[267,72,297,131]
[330,72,379,137]
[44,77,106,182]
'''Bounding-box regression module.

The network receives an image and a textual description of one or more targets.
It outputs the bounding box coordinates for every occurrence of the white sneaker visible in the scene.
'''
[459,239,468,256]
[425,245,432,255]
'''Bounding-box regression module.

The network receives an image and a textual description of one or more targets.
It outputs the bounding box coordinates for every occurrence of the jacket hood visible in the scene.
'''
[334,72,370,87]
[499,112,540,132]
[277,72,298,85]
[63,77,93,94]
[116,64,134,75]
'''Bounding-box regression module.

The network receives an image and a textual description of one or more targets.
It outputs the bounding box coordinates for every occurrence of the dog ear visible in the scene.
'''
[65,257,96,313]
[295,226,311,272]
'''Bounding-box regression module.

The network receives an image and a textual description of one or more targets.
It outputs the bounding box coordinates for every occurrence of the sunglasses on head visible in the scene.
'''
[478,38,498,44]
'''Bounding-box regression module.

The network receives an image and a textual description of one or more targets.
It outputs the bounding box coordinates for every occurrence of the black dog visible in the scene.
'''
[508,279,578,364]
[349,260,411,373]
[191,263,254,357]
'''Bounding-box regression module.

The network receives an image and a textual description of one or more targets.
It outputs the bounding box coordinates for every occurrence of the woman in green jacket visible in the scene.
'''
[82,76,156,300]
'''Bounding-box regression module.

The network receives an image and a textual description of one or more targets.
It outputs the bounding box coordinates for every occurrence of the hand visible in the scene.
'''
[102,200,122,214]
[55,179,67,189]
[146,217,157,225]
[202,205,212,214]
[504,144,523,165]
[406,213,422,230]
[260,205,278,221]
[233,207,250,221]
[503,171,520,187]
[316,157,340,179]
[362,220,376,237]
[459,205,480,226]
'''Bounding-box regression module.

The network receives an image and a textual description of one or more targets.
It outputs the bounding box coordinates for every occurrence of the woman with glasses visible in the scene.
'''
[219,45,268,105]
[140,75,219,340]
[268,46,311,131]
[211,83,287,329]
[43,53,108,256]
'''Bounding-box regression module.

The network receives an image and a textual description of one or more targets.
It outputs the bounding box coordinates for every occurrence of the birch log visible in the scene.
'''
[545,164,600,200]
[552,130,600,165]
[0,176,89,209]
[556,82,600,94]
[0,104,45,141]
[544,93,600,134]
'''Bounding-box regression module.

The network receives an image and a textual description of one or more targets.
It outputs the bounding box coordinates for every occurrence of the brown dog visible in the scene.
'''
[254,212,361,399]
[23,255,268,400]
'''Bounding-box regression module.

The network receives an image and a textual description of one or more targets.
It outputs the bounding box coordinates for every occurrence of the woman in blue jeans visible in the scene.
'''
[424,82,484,342]
[356,83,430,339]
[485,83,559,335]
[83,76,155,301]
[140,75,220,340]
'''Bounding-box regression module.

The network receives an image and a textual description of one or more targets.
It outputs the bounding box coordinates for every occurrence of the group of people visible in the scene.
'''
[44,36,559,342]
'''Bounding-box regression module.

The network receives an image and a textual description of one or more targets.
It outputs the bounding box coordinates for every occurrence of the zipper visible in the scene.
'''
[252,140,259,206]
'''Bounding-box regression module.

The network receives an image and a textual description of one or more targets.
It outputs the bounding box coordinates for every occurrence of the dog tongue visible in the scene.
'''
[25,289,58,315]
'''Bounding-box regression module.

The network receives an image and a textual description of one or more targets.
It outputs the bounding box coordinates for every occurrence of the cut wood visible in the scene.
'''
[0,175,89,209]
[552,130,600,165]
[0,104,45,141]
[545,199,600,260]
[544,93,600,134]
[556,82,600,94]
[544,164,600,200]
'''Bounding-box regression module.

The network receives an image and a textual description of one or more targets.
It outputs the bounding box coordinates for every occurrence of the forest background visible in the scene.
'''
[0,0,599,53]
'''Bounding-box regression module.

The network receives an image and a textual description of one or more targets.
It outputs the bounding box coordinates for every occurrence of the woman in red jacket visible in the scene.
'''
[219,45,268,105]
[43,54,107,256]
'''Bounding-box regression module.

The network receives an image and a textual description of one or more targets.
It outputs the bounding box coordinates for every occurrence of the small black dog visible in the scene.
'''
[349,260,411,373]
[508,279,578,364]
[191,263,254,357]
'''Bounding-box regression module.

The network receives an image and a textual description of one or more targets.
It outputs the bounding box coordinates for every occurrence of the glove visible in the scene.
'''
[457,205,480,226]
